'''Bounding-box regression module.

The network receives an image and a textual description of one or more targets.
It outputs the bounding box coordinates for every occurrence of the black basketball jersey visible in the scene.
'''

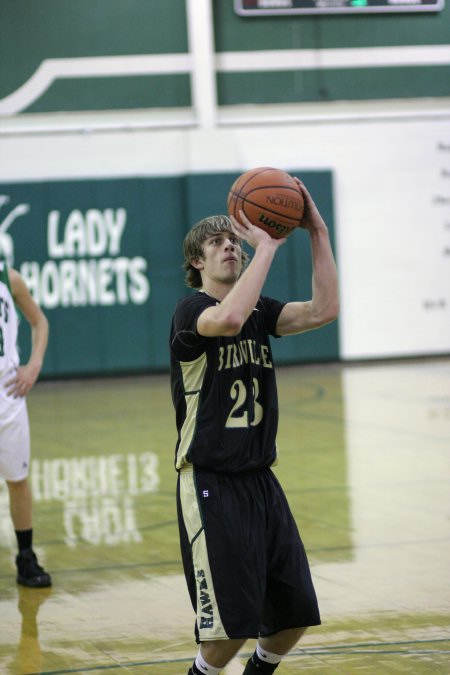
[170,291,285,473]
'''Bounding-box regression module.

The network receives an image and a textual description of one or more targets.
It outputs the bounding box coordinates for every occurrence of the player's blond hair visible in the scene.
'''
[183,215,249,289]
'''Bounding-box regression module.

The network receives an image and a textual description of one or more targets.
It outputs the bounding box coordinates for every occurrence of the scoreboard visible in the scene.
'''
[234,0,444,15]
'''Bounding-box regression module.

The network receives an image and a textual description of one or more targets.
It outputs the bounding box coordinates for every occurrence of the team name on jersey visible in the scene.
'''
[218,339,273,371]
[196,569,214,629]
[0,296,10,323]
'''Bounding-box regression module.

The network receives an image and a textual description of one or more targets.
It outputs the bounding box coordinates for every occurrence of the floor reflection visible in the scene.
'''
[7,586,52,675]
[0,360,449,674]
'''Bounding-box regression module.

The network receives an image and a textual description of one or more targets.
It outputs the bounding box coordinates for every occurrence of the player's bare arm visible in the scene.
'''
[276,182,339,336]
[196,212,285,338]
[5,269,49,398]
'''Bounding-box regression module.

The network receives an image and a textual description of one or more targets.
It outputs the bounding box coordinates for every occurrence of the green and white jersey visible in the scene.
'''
[0,260,19,376]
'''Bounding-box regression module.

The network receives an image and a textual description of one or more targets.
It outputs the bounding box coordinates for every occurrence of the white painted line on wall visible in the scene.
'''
[0,54,192,115]
[216,44,450,71]
[0,45,449,116]
[187,0,217,128]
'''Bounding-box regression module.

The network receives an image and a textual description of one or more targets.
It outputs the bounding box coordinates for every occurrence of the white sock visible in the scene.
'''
[256,643,283,665]
[195,649,222,675]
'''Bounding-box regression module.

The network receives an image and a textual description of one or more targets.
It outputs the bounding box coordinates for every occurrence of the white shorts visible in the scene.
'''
[0,370,30,481]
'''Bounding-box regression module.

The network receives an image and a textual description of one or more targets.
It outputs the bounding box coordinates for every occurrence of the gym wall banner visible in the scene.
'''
[0,171,338,377]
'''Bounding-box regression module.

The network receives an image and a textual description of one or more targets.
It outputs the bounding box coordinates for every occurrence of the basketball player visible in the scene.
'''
[0,260,51,587]
[170,179,338,674]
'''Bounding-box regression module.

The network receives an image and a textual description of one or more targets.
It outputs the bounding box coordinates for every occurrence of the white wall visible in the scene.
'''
[1,103,449,360]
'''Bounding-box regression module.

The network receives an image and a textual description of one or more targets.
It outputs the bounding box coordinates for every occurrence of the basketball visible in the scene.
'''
[227,167,304,239]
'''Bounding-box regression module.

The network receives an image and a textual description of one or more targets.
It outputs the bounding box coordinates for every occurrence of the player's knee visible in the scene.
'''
[200,638,247,668]
[260,626,307,653]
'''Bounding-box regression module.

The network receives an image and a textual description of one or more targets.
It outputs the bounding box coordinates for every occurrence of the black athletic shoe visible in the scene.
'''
[16,548,52,588]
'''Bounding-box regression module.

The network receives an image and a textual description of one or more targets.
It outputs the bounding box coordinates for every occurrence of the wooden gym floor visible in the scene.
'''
[0,357,449,674]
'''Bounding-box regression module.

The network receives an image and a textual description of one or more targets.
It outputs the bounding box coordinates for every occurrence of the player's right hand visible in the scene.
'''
[230,211,286,250]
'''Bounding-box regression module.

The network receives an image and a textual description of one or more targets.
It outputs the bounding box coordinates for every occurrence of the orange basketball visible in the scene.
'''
[227,167,304,239]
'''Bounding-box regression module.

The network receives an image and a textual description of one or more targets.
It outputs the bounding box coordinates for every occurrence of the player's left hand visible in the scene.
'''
[294,178,327,232]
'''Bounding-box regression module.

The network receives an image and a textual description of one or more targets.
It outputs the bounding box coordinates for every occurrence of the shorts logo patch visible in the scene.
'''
[196,569,214,629]
[202,489,209,498]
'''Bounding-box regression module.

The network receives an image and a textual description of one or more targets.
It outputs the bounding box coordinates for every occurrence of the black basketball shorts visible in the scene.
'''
[176,465,321,642]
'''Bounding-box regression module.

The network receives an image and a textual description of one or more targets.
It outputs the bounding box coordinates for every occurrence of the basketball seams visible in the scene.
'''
[234,167,275,194]
[229,186,302,225]
[227,167,304,238]
[242,198,301,225]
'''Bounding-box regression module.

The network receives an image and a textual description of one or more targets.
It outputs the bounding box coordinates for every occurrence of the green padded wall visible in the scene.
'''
[2,170,338,377]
